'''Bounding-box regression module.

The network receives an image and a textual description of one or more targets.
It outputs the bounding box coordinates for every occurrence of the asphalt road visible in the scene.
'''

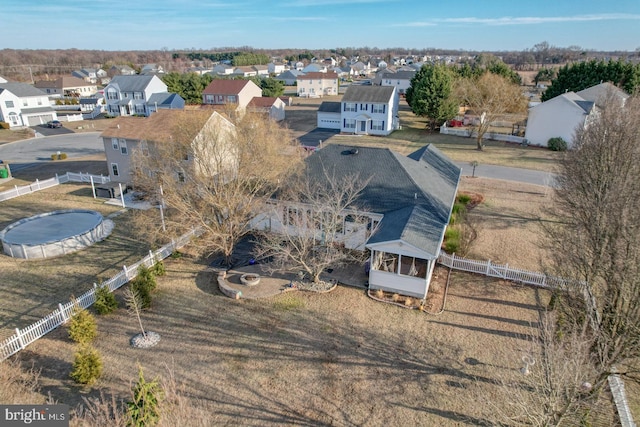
[0,132,105,172]
[457,162,556,187]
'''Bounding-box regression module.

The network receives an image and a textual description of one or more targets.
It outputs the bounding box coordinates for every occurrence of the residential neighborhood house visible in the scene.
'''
[378,70,416,95]
[72,68,108,84]
[103,75,184,117]
[524,82,628,148]
[275,70,305,86]
[202,79,262,110]
[34,76,98,97]
[0,82,57,128]
[100,109,235,183]
[297,72,339,98]
[252,143,461,299]
[247,97,286,121]
[317,85,399,136]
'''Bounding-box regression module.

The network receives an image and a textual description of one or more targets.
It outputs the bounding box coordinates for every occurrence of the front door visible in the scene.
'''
[360,120,366,133]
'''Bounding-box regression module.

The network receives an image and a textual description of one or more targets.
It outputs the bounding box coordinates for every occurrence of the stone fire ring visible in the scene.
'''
[240,273,261,286]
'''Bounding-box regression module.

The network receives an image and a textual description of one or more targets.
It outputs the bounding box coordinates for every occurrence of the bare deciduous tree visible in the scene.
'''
[256,166,371,283]
[474,312,603,427]
[131,110,301,265]
[125,286,147,340]
[454,72,528,150]
[546,92,640,393]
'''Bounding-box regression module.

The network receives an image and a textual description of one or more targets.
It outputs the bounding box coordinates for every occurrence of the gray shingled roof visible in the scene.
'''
[382,70,416,80]
[303,143,460,257]
[341,86,395,103]
[108,75,156,92]
[318,101,341,113]
[0,82,48,97]
[148,92,180,106]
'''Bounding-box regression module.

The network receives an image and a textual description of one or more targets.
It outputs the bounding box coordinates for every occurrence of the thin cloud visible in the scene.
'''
[403,13,640,27]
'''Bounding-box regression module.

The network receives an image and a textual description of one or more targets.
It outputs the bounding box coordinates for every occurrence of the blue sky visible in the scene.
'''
[4,0,640,51]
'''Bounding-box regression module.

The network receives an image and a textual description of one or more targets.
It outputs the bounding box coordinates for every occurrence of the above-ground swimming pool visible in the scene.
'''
[0,209,113,259]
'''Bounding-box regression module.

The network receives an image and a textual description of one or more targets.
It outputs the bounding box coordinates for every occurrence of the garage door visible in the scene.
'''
[27,114,54,126]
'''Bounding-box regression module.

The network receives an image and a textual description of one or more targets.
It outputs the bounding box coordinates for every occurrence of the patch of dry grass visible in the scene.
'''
[0,183,150,340]
[17,256,548,426]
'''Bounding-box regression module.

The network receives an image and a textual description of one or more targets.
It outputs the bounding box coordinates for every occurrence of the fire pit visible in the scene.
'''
[240,273,260,286]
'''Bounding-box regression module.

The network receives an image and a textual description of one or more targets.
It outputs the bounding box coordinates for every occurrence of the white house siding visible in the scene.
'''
[524,95,589,148]
[381,78,412,94]
[317,111,341,129]
[341,102,395,136]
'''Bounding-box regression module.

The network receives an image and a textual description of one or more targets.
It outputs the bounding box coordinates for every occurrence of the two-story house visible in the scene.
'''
[379,70,416,95]
[72,68,108,84]
[100,109,235,184]
[108,64,137,77]
[34,76,98,97]
[340,86,399,136]
[103,75,184,117]
[202,80,262,110]
[0,82,57,128]
[297,72,338,98]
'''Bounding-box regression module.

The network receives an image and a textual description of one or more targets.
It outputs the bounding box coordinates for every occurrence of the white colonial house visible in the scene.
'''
[103,75,184,117]
[379,70,416,95]
[297,72,338,98]
[340,85,399,135]
[525,83,628,148]
[0,82,57,128]
[100,109,235,184]
[252,143,461,299]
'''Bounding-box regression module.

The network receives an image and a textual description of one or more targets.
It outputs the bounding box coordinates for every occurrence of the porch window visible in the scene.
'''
[373,251,398,273]
[399,256,428,278]
[284,206,302,226]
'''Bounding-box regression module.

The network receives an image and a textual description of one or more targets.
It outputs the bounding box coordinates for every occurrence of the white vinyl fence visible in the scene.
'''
[0,172,110,202]
[440,125,526,144]
[0,228,200,361]
[437,251,572,289]
[437,251,635,427]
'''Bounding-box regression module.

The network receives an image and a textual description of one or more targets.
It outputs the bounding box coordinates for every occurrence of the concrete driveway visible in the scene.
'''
[0,132,105,173]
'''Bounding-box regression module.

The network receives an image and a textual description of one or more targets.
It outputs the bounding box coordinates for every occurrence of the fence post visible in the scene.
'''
[123,264,128,279]
[486,260,491,275]
[15,328,25,350]
[35,179,40,190]
[59,303,68,323]
[504,263,509,279]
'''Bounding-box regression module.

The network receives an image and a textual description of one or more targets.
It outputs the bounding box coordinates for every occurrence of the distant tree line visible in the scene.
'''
[541,59,640,101]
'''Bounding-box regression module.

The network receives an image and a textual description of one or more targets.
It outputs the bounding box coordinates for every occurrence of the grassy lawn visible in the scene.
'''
[22,259,550,426]
[0,183,151,340]
[332,104,560,173]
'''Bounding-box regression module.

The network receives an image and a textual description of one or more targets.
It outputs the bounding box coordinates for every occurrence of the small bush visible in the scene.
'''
[547,137,568,152]
[94,286,118,315]
[374,289,384,298]
[68,306,97,344]
[59,153,67,160]
[130,266,157,309]
[457,193,471,205]
[169,251,183,259]
[404,297,414,306]
[151,261,166,277]
[391,293,400,302]
[127,367,163,427]
[444,227,461,253]
[70,345,103,385]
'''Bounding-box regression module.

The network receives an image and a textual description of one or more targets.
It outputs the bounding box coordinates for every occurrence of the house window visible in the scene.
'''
[112,138,119,150]
[37,99,42,105]
[107,90,118,100]
[359,104,368,111]
[228,95,237,103]
[134,92,143,100]
[284,206,302,226]
[400,256,428,278]
[344,118,356,129]
[372,120,384,131]
[344,102,356,112]
[119,139,128,155]
[372,104,384,113]
[4,100,14,108]
[135,104,145,114]
[111,163,119,176]
[22,100,28,107]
